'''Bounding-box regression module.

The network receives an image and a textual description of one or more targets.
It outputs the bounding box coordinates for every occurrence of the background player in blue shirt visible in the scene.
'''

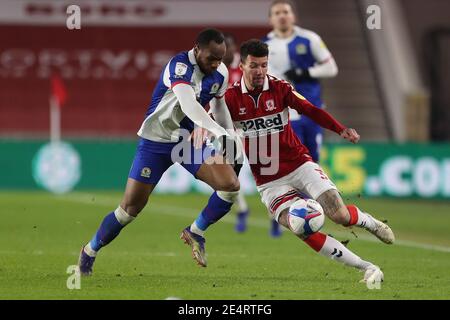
[78,29,241,274]
[264,0,338,236]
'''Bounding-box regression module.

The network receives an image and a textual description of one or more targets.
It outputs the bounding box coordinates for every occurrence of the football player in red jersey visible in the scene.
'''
[210,39,395,283]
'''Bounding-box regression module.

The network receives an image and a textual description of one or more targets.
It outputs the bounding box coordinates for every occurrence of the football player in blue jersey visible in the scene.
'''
[78,28,242,274]
[263,0,338,237]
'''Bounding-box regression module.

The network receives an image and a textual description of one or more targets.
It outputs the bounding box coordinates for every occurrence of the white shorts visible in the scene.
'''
[257,161,337,221]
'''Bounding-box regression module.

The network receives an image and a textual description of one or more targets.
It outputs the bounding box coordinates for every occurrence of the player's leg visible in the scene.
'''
[78,140,171,275]
[235,190,249,233]
[259,181,382,281]
[267,119,307,238]
[191,154,240,234]
[276,207,383,283]
[180,144,240,267]
[296,161,395,244]
[234,163,250,233]
[268,118,308,238]
[317,189,395,244]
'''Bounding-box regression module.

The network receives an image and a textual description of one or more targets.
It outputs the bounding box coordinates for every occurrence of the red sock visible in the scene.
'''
[304,232,327,252]
[346,204,359,226]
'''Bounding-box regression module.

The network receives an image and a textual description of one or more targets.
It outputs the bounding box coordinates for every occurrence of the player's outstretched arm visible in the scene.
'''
[286,86,359,143]
[294,99,359,143]
[173,83,229,148]
[287,89,345,133]
[209,96,234,130]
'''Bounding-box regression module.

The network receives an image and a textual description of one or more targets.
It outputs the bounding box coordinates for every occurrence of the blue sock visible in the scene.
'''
[89,211,124,252]
[195,192,234,231]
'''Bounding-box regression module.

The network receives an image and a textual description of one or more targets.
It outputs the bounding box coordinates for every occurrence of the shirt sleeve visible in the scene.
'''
[172,83,229,139]
[309,31,333,63]
[215,65,229,98]
[167,56,194,88]
[210,96,234,130]
[283,83,346,134]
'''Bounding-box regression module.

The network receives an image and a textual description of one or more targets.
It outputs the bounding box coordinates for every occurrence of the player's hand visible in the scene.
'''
[217,134,240,164]
[340,128,360,143]
[189,127,213,149]
[284,68,312,82]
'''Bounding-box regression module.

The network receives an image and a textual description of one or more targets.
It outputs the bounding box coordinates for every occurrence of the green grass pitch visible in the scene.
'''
[0,191,449,299]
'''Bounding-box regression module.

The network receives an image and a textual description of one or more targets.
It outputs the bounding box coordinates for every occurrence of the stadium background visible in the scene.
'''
[0,0,449,300]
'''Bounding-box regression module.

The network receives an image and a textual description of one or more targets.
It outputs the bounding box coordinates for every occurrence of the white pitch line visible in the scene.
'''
[56,193,450,254]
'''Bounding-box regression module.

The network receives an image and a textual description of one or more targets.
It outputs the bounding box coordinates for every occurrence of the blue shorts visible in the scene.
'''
[291,116,323,163]
[128,138,216,185]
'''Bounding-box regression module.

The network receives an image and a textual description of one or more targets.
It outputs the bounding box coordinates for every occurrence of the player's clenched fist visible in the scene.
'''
[340,128,360,143]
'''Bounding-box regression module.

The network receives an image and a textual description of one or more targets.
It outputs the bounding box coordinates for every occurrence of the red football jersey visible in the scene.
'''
[225,75,346,185]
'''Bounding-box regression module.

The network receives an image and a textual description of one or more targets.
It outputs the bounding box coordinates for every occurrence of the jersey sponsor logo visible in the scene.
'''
[239,107,247,115]
[234,110,288,137]
[209,82,220,95]
[140,167,151,178]
[296,44,307,55]
[175,62,188,76]
[265,99,276,111]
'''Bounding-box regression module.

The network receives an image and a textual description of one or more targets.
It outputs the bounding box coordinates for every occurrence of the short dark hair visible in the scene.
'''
[196,28,225,47]
[269,0,296,17]
[240,39,269,62]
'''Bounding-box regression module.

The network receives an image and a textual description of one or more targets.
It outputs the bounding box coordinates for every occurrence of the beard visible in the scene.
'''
[252,79,264,89]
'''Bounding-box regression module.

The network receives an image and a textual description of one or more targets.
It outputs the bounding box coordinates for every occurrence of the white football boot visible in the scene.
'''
[360,264,384,285]
[364,213,395,244]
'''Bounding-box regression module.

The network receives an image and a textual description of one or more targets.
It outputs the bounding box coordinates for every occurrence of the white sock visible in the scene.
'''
[114,206,135,226]
[236,191,248,212]
[318,235,372,270]
[356,210,377,230]
[190,222,205,237]
[84,243,97,257]
[347,205,377,230]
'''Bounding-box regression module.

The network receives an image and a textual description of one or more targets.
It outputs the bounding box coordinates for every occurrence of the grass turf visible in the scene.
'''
[0,191,449,299]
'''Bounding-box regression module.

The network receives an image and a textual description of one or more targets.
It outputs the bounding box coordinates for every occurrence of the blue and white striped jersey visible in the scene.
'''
[138,49,228,143]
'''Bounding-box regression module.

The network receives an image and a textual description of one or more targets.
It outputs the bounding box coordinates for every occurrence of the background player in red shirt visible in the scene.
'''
[224,33,243,87]
[211,39,395,282]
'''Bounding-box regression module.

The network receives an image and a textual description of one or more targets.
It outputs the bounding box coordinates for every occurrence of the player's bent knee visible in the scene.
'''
[119,201,146,217]
[114,206,135,225]
[216,190,240,203]
[229,177,240,192]
[217,176,240,192]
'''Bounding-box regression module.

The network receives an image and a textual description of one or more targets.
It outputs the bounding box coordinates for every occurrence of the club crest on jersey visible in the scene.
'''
[175,62,188,76]
[140,167,151,178]
[239,107,246,115]
[296,44,307,55]
[265,99,276,111]
[209,83,221,95]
